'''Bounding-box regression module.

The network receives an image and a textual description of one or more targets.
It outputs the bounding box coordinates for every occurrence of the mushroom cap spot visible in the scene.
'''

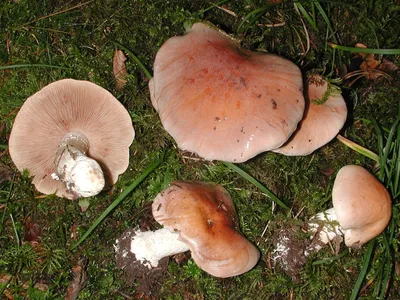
[273,75,347,156]
[152,181,260,278]
[8,79,135,199]
[332,165,391,247]
[151,22,304,162]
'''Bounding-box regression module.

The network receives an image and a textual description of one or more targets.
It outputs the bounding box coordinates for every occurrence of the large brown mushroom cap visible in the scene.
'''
[332,165,391,247]
[273,75,347,155]
[152,181,260,278]
[9,79,135,199]
[150,22,304,162]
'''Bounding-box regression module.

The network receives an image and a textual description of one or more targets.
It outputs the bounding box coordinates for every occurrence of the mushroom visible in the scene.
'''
[115,181,260,278]
[149,22,304,162]
[273,74,347,156]
[8,79,135,199]
[306,165,391,254]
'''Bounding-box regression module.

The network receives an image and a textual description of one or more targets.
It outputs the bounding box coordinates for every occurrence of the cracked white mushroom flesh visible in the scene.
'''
[127,181,260,278]
[51,132,105,198]
[273,74,347,156]
[307,165,391,254]
[150,22,304,162]
[9,79,135,199]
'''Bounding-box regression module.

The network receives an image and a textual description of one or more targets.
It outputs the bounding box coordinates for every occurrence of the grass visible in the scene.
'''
[71,152,165,250]
[1,0,400,299]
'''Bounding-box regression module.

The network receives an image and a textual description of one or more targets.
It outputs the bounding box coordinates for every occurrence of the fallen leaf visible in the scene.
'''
[379,58,399,74]
[344,43,394,83]
[0,122,5,137]
[0,273,48,298]
[65,260,87,300]
[355,43,380,76]
[320,167,334,177]
[0,163,13,184]
[24,216,42,242]
[78,198,90,212]
[71,223,78,241]
[113,49,128,90]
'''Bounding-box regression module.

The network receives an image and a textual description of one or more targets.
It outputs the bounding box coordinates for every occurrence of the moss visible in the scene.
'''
[1,0,400,298]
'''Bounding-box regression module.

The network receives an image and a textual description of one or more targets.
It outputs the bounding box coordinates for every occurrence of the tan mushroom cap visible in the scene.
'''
[273,75,347,155]
[152,181,260,278]
[9,79,135,199]
[150,22,304,162]
[332,165,391,247]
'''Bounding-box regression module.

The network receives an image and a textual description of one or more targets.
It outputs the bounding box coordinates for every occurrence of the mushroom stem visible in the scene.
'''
[305,207,343,256]
[52,132,105,198]
[129,228,190,268]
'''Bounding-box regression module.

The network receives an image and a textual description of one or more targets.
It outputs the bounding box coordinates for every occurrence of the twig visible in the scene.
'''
[216,5,237,17]
[15,0,94,29]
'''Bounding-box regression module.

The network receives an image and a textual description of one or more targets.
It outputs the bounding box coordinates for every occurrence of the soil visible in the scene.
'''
[271,226,309,282]
[114,228,169,296]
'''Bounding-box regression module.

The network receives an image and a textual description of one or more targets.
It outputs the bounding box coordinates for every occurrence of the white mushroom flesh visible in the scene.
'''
[129,228,190,268]
[305,207,343,255]
[52,132,105,198]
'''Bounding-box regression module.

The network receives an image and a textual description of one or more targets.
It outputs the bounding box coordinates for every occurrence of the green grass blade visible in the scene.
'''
[336,135,379,163]
[330,44,400,55]
[295,2,318,31]
[312,249,348,265]
[380,117,400,181]
[0,145,8,149]
[223,162,289,210]
[314,2,337,43]
[350,240,375,300]
[198,0,231,15]
[9,213,20,249]
[0,64,69,70]
[238,5,273,32]
[378,234,393,299]
[0,174,15,236]
[0,274,13,296]
[111,41,153,80]
[371,118,386,178]
[71,153,165,250]
[393,131,400,195]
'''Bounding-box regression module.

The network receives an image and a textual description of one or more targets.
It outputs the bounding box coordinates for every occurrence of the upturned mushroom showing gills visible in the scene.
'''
[9,79,135,199]
[273,74,347,156]
[117,181,260,278]
[149,22,305,162]
[306,165,391,254]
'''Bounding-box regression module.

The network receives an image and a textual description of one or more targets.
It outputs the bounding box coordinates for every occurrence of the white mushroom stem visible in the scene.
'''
[52,132,105,198]
[305,207,343,256]
[129,228,190,269]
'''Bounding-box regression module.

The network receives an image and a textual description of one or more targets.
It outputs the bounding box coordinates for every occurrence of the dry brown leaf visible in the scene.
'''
[65,260,87,300]
[355,43,379,74]
[113,49,128,90]
[379,58,399,74]
[346,43,396,81]
[0,163,13,184]
[0,273,48,298]
[24,216,42,242]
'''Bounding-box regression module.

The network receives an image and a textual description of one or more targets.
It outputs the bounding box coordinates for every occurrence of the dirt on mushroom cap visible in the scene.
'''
[152,181,260,278]
[273,75,347,156]
[150,22,304,162]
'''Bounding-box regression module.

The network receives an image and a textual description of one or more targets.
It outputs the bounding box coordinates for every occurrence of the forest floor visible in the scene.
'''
[1,0,400,299]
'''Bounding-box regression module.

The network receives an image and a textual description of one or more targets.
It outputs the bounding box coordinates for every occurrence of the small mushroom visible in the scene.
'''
[9,79,135,199]
[150,22,304,162]
[306,165,391,254]
[273,75,347,156]
[116,181,260,278]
